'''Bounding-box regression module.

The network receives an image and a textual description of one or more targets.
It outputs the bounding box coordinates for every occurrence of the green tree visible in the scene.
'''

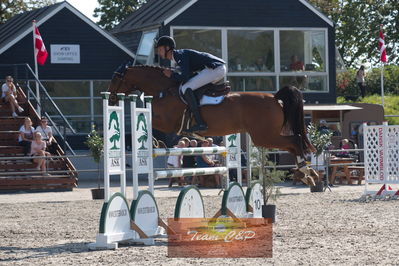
[0,0,56,24]
[308,0,399,67]
[136,113,148,150]
[94,0,147,30]
[108,111,120,150]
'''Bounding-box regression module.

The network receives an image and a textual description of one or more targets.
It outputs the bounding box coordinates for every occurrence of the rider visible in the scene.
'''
[155,35,226,133]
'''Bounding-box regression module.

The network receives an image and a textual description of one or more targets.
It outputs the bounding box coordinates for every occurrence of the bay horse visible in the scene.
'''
[108,65,318,185]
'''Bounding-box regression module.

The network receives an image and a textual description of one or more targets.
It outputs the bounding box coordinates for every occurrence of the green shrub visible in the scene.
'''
[336,65,399,99]
[337,95,399,125]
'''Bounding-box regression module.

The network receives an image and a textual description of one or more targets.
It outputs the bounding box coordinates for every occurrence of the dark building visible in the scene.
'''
[0,1,135,143]
[112,0,337,104]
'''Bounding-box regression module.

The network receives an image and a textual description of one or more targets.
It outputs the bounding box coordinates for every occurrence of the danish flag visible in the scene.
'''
[378,25,387,63]
[34,25,48,65]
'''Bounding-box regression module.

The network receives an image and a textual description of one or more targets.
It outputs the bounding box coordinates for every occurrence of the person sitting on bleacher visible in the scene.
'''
[1,76,24,118]
[30,132,51,175]
[35,116,57,155]
[18,117,35,156]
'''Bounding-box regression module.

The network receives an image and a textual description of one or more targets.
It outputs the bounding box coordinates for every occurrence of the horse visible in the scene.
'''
[108,64,318,185]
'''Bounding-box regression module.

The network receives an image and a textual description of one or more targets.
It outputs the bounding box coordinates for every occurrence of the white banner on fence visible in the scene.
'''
[105,106,124,174]
[133,109,152,173]
[225,133,241,168]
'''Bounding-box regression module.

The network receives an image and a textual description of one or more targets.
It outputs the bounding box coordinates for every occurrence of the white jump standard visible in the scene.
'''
[89,92,263,250]
[363,122,399,200]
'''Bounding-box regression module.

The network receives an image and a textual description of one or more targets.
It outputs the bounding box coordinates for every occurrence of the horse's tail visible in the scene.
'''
[274,86,315,154]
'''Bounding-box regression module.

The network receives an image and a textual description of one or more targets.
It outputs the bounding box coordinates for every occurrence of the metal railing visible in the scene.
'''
[0,63,76,154]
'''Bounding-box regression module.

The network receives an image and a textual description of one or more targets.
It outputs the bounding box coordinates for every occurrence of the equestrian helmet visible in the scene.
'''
[155,36,176,49]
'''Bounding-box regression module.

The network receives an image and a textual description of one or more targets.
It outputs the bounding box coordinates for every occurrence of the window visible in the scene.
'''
[229,76,276,92]
[227,30,274,72]
[173,29,222,57]
[279,75,327,91]
[280,30,326,73]
[171,27,329,92]
[135,30,158,65]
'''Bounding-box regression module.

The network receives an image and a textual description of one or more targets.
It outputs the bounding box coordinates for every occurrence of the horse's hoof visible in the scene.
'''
[300,177,309,186]
[300,175,316,187]
[307,175,316,187]
[308,167,320,184]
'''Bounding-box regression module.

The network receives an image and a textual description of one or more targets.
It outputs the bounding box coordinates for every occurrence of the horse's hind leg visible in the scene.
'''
[251,133,317,186]
[251,133,302,158]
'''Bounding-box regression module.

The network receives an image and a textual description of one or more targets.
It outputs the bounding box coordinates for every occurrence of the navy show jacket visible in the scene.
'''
[171,49,225,84]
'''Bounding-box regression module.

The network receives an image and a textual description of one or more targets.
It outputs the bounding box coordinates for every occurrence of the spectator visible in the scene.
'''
[356,65,366,98]
[318,120,330,135]
[206,137,218,161]
[1,76,24,117]
[184,139,198,184]
[290,55,304,71]
[337,139,350,158]
[35,116,57,155]
[167,140,185,187]
[31,132,51,175]
[18,117,35,156]
[194,140,220,187]
[329,124,341,136]
[289,55,306,90]
[182,139,196,169]
[180,137,190,148]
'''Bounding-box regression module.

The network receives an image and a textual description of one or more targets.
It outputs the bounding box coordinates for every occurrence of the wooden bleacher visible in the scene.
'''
[0,87,77,192]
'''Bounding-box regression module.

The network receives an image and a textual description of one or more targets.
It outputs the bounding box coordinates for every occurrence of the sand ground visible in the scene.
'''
[0,181,398,265]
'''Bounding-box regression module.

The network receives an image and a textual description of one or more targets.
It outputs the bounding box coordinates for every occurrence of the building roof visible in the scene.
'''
[0,1,135,58]
[299,0,334,27]
[112,0,333,34]
[0,3,63,50]
[112,0,197,33]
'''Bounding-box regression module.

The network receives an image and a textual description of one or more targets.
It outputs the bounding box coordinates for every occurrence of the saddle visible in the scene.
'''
[177,81,230,138]
[194,81,231,98]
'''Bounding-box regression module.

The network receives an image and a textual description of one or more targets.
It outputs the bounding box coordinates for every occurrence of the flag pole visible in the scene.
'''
[379,24,386,108]
[32,20,41,116]
[381,62,384,107]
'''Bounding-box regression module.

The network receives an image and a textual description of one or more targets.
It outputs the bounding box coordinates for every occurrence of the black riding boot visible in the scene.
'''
[184,88,208,133]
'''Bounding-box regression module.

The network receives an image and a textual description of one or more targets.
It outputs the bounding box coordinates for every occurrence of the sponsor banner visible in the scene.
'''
[134,111,151,173]
[225,134,240,168]
[106,108,123,173]
[50,44,80,64]
[168,218,272,258]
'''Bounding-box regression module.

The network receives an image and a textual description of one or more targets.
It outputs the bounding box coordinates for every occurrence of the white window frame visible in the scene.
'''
[134,29,159,65]
[170,26,329,93]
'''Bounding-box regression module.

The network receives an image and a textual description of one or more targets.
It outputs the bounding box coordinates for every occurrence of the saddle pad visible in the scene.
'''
[199,95,224,106]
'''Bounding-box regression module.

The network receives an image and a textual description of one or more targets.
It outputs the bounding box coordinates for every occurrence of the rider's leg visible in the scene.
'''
[184,88,208,132]
[181,65,226,132]
[181,65,226,95]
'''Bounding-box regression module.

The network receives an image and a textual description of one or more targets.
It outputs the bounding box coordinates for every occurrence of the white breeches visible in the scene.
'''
[181,65,226,94]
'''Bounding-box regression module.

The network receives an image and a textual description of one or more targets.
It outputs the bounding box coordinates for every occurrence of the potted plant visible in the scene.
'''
[307,122,333,192]
[85,125,104,199]
[251,146,284,223]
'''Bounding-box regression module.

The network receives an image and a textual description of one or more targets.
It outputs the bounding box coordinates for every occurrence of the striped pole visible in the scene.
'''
[155,167,228,179]
[153,147,227,157]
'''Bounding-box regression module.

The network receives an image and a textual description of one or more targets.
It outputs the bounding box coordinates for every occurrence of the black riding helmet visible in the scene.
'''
[155,36,176,49]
